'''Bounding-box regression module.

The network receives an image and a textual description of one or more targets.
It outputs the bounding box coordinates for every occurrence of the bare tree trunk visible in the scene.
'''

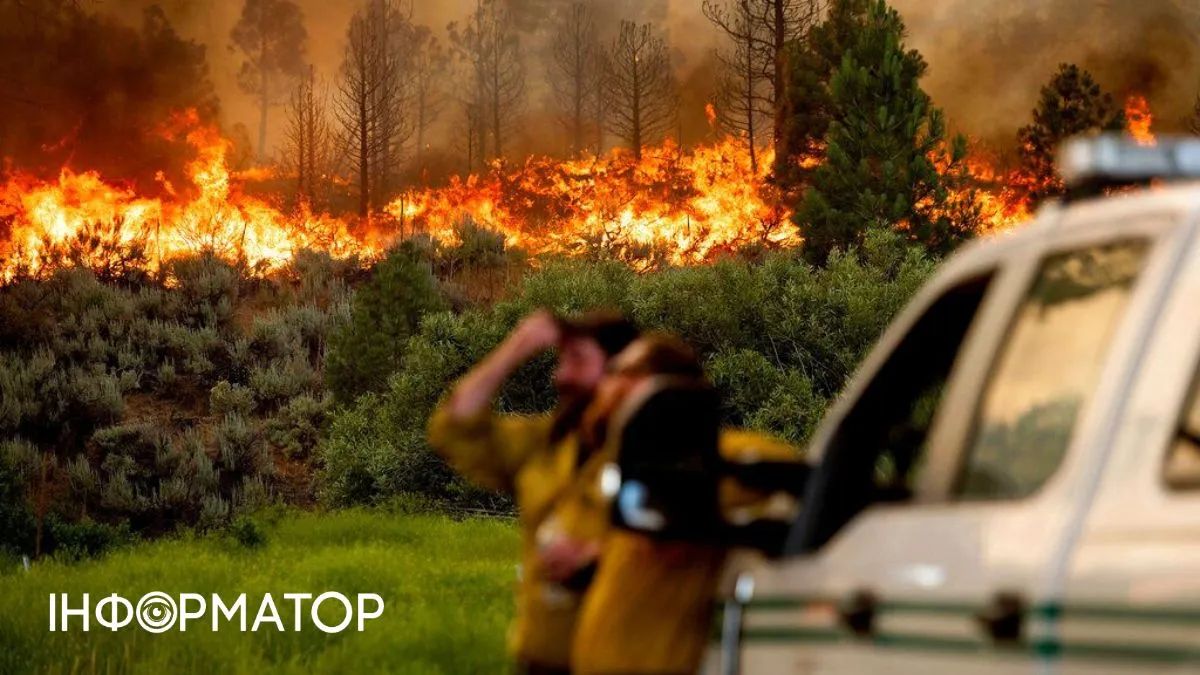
[631,63,642,159]
[416,86,426,173]
[358,91,369,216]
[491,65,502,158]
[745,22,758,172]
[772,0,786,157]
[603,21,675,159]
[258,20,269,162]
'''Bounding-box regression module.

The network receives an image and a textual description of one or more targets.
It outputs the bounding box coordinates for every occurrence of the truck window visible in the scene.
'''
[1165,370,1200,490]
[956,240,1149,500]
[794,273,993,552]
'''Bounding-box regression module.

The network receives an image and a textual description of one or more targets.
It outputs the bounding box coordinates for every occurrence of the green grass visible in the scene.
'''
[0,508,519,674]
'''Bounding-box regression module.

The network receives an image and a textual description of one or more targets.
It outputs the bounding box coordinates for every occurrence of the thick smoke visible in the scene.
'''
[9,0,1195,182]
[892,0,1200,147]
[0,1,219,190]
[98,0,704,161]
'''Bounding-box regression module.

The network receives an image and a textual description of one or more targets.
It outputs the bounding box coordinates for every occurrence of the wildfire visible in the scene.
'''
[1125,95,1154,146]
[2,103,1095,282]
[0,110,372,280]
[386,137,795,267]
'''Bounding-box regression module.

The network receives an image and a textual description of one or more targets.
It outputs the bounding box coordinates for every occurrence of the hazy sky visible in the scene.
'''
[106,0,1200,157]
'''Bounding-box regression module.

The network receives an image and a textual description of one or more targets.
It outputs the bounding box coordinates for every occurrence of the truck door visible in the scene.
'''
[739,222,1171,674]
[1059,214,1200,674]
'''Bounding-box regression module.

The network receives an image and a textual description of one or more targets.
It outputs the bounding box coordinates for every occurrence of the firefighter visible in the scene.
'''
[427,309,639,675]
[570,334,799,675]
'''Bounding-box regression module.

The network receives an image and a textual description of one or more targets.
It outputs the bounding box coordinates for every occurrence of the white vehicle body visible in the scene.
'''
[718,179,1200,674]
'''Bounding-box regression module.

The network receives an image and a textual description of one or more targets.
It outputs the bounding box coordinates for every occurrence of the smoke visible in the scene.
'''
[891,0,1200,146]
[0,1,220,190]
[100,0,710,159]
[10,0,1195,184]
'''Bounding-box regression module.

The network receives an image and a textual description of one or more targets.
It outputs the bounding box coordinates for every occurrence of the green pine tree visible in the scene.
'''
[325,242,446,403]
[773,0,870,189]
[1015,64,1125,208]
[795,0,971,265]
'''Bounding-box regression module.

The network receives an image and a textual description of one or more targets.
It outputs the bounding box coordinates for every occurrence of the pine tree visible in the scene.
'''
[795,0,969,265]
[325,243,446,403]
[1015,64,1124,208]
[774,0,870,188]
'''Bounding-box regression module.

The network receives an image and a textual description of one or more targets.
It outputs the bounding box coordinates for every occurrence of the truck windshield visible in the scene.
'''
[956,239,1149,500]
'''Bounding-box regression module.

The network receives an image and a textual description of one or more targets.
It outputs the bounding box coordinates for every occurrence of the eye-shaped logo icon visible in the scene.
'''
[135,592,178,633]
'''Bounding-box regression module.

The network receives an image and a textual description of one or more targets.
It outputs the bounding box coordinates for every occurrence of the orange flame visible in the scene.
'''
[2,109,1047,282]
[385,137,795,267]
[1125,95,1155,146]
[0,110,373,280]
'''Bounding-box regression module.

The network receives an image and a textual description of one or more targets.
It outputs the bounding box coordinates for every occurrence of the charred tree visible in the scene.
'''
[411,26,448,178]
[335,0,416,217]
[711,0,771,171]
[604,20,677,159]
[283,65,333,206]
[230,0,308,163]
[449,3,488,171]
[548,2,601,156]
[482,1,524,159]
[449,0,525,164]
[703,0,824,158]
[590,50,609,154]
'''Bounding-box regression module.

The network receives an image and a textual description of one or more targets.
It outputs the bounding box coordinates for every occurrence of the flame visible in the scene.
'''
[1125,95,1155,146]
[704,103,718,128]
[1,108,1050,282]
[0,110,372,280]
[963,155,1032,232]
[386,137,796,268]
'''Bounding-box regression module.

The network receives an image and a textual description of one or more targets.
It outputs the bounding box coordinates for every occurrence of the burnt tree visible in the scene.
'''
[604,20,677,159]
[449,0,525,165]
[283,65,333,206]
[548,2,601,156]
[230,0,308,162]
[710,0,771,171]
[335,0,416,216]
[703,0,824,157]
[411,26,448,177]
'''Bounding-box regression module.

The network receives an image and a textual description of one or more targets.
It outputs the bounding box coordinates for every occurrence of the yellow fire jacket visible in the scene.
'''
[428,404,800,671]
[427,404,608,668]
[571,428,800,675]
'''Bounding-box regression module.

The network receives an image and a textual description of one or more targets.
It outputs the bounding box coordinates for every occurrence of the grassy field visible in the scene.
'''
[0,508,519,674]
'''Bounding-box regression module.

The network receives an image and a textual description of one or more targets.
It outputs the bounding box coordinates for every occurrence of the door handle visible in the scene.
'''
[975,591,1025,643]
[837,589,878,637]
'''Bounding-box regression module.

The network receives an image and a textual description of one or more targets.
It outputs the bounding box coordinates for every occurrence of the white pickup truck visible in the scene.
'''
[718,136,1200,674]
